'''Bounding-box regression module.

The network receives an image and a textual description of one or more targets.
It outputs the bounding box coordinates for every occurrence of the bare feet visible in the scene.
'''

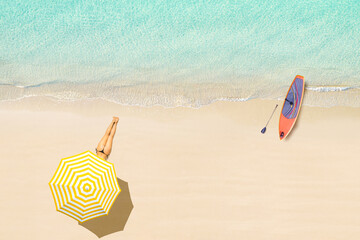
[113,116,119,123]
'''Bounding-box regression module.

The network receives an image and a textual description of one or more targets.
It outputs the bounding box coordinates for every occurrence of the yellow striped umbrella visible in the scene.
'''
[49,151,121,222]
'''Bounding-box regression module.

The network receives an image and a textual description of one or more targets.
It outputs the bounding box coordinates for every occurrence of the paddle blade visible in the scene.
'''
[261,127,266,134]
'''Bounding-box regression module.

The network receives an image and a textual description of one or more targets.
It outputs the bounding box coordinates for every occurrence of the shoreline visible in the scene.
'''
[1,94,360,111]
[1,81,360,108]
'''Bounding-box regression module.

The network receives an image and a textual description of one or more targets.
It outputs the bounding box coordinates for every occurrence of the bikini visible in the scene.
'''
[95,148,107,155]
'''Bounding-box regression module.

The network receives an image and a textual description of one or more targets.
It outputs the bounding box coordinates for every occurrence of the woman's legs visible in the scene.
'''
[103,118,118,156]
[96,117,118,160]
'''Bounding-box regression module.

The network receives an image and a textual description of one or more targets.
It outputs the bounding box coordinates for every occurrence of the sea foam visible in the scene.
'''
[1,81,360,108]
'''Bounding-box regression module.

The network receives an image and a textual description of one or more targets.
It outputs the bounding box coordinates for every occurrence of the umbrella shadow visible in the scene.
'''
[79,178,134,238]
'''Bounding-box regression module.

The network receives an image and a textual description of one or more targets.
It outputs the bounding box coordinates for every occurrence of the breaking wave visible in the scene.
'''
[306,86,355,92]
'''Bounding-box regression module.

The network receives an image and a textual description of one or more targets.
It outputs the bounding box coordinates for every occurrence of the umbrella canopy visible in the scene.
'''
[49,151,121,222]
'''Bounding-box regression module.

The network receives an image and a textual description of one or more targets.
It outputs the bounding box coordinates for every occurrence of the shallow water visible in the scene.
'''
[1,1,359,107]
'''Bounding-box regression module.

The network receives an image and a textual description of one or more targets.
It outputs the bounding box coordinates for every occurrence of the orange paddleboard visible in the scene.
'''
[279,75,305,140]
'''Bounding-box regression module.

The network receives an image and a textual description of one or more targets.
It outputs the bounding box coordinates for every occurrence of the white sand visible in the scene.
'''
[1,98,360,239]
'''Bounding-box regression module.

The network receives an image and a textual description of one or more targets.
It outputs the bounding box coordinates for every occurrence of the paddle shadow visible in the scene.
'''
[79,178,134,238]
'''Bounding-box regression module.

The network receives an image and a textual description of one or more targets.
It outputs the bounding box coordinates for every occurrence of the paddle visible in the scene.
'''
[261,104,278,134]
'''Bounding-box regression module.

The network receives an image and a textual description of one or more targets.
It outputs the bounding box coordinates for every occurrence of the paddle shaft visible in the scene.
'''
[264,104,278,128]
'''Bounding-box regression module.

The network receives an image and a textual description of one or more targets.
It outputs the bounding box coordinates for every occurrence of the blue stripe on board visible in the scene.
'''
[282,77,303,119]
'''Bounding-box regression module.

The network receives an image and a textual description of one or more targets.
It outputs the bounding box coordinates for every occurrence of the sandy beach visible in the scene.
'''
[1,98,360,239]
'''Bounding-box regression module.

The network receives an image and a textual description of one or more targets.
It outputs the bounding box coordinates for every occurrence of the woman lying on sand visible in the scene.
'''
[95,117,119,160]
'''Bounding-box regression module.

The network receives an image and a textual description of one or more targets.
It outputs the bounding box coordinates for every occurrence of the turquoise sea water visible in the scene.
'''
[1,0,360,107]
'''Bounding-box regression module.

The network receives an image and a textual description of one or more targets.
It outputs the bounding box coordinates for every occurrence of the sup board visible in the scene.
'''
[279,75,305,140]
